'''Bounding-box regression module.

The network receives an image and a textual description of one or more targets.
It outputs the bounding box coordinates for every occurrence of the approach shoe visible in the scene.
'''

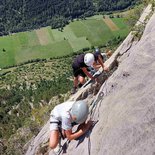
[53,143,62,155]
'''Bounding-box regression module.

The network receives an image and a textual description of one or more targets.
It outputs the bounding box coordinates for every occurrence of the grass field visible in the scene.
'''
[0,15,129,68]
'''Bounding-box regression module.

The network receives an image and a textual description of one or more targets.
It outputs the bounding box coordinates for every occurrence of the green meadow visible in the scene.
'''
[0,15,129,68]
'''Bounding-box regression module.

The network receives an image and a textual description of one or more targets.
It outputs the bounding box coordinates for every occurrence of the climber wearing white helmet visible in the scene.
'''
[49,100,92,153]
[71,53,97,94]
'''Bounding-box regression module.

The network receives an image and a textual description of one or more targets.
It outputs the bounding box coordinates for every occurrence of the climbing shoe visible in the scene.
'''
[53,140,62,155]
[71,87,77,94]
[78,83,83,88]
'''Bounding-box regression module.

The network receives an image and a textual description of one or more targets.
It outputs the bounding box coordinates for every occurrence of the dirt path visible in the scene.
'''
[35,28,50,45]
[103,17,119,31]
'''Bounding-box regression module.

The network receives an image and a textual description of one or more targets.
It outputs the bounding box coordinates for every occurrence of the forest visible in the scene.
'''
[97,0,139,11]
[0,56,74,154]
[0,0,139,36]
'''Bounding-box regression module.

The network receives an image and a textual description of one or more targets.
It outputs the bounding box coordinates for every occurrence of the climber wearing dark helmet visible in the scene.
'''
[49,100,92,153]
[93,48,109,71]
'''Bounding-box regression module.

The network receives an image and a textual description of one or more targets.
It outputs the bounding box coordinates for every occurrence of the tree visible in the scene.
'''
[125,5,143,27]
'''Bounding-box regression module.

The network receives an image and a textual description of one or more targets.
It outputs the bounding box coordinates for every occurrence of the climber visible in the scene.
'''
[93,48,110,71]
[49,100,92,153]
[101,49,112,62]
[71,53,98,94]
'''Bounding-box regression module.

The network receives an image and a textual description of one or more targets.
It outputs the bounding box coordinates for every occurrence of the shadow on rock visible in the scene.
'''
[75,120,99,148]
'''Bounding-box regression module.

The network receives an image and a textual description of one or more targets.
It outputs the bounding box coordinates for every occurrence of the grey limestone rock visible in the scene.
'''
[26,5,155,155]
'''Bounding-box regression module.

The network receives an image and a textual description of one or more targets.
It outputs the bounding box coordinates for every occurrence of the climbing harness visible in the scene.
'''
[51,120,77,155]
[50,120,70,155]
[50,121,65,140]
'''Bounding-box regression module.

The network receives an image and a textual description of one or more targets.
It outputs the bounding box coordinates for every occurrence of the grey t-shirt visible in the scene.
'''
[50,101,75,130]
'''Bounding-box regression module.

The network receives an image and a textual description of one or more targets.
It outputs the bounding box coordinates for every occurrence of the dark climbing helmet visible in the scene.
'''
[71,100,89,124]
[95,48,100,53]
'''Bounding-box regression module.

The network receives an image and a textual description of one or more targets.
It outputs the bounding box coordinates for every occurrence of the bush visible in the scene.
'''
[82,47,90,52]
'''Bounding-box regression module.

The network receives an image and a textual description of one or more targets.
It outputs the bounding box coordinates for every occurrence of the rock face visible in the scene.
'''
[26,5,155,155]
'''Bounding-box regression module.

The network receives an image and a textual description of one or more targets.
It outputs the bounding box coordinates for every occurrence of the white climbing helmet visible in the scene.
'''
[71,100,89,124]
[84,53,95,66]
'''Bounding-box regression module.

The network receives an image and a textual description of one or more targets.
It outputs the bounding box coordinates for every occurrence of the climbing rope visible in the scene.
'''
[89,77,108,119]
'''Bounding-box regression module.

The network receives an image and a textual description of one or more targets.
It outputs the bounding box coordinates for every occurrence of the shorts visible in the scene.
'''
[72,65,86,77]
[73,69,86,77]
[50,115,60,131]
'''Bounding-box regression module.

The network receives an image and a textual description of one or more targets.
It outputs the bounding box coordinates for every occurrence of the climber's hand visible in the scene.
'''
[103,66,109,72]
[84,120,94,131]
